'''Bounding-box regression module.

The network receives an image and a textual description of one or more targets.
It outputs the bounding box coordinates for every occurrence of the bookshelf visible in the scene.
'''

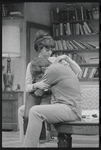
[51,3,99,82]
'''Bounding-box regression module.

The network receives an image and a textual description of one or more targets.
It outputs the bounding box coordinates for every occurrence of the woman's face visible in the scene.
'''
[39,46,53,60]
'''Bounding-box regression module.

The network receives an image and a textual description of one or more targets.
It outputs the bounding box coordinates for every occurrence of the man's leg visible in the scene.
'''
[23,103,78,147]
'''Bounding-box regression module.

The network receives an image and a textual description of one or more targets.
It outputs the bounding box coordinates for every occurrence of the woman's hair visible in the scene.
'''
[34,30,55,52]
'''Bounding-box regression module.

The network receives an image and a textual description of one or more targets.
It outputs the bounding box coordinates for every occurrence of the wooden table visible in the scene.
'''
[2,91,24,131]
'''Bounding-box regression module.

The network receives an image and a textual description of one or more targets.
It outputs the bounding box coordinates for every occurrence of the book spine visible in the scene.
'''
[68,41,74,50]
[60,23,63,36]
[66,23,71,35]
[93,68,99,78]
[52,24,56,37]
[55,41,59,50]
[73,40,85,49]
[79,24,84,35]
[69,41,78,49]
[88,68,97,78]
[66,41,72,50]
[80,6,84,20]
[84,22,92,33]
[87,23,97,33]
[62,40,68,50]
[82,67,89,78]
[75,23,80,35]
[82,24,89,35]
[57,40,63,50]
[87,42,97,49]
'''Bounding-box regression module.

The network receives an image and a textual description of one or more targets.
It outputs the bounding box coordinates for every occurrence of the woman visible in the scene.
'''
[18,30,81,143]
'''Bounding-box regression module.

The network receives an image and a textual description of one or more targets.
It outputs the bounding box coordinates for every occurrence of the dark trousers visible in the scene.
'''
[23,93,46,140]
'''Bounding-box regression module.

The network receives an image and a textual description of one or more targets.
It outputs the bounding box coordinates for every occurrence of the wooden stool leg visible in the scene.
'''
[57,133,72,148]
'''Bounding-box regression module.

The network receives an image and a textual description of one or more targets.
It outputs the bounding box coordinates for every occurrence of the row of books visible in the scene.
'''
[52,21,97,37]
[78,67,99,79]
[51,6,99,22]
[54,39,98,51]
[52,52,86,64]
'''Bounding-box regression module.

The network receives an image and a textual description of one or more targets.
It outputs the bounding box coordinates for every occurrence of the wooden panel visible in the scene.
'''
[2,91,23,131]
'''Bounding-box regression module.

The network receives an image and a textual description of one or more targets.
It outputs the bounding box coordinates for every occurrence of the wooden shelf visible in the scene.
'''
[52,19,99,24]
[52,48,99,53]
[2,16,24,20]
[79,78,99,81]
[53,33,99,40]
[79,63,99,67]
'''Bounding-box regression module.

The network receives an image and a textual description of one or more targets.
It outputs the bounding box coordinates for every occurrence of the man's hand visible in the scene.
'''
[33,80,50,90]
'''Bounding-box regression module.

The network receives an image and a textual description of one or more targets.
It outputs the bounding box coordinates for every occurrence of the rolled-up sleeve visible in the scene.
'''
[41,65,60,86]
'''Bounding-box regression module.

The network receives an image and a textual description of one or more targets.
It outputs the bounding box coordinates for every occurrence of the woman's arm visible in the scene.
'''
[25,62,34,92]
[54,55,82,76]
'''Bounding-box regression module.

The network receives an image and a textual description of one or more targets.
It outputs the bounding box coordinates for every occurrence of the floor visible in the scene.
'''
[2,131,99,148]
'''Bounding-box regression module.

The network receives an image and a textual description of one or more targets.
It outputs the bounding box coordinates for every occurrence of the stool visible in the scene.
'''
[53,120,99,148]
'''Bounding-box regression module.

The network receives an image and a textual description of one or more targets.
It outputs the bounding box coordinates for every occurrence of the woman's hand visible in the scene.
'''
[33,80,50,90]
[54,55,71,63]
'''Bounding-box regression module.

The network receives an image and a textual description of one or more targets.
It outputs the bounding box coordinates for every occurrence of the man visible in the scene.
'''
[23,59,82,147]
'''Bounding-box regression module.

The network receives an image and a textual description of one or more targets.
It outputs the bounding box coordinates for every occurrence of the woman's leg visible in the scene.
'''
[18,105,25,142]
[24,92,42,135]
[23,103,78,147]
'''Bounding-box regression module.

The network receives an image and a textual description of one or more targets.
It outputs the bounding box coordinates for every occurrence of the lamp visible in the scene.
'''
[2,25,20,91]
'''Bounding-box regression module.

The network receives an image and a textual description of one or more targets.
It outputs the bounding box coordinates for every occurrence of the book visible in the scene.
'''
[55,24,60,36]
[87,42,98,49]
[62,40,68,50]
[85,67,93,78]
[78,40,93,49]
[84,22,92,34]
[79,24,84,35]
[75,9,78,21]
[60,23,64,36]
[82,24,89,35]
[52,24,56,37]
[57,40,63,50]
[93,68,99,78]
[66,40,72,50]
[88,68,97,78]
[80,6,84,20]
[55,41,59,50]
[66,23,71,35]
[69,41,78,49]
[78,40,87,49]
[68,41,74,50]
[65,23,69,35]
[73,40,85,49]
[79,67,85,78]
[77,8,82,20]
[75,23,80,35]
[87,23,97,33]
[82,67,89,78]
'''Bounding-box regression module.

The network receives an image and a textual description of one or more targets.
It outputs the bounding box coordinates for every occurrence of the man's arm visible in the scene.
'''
[33,64,60,90]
